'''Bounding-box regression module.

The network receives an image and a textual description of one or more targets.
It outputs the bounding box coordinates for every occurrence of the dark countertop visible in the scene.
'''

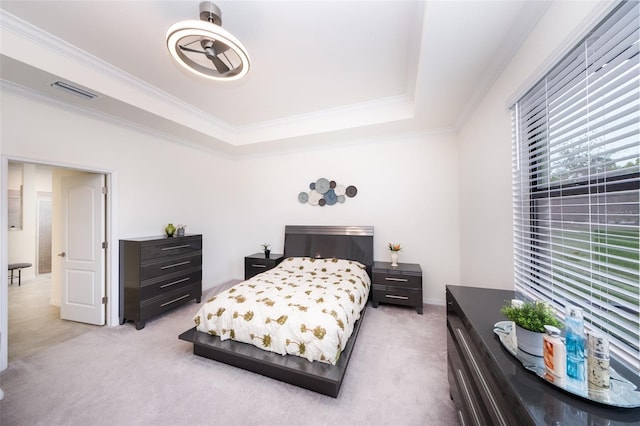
[447,285,640,425]
[373,261,422,275]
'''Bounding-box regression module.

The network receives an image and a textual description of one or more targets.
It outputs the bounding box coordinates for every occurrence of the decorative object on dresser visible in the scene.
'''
[371,261,422,314]
[119,234,202,330]
[500,299,562,356]
[388,243,401,267]
[261,243,270,259]
[176,224,186,237]
[447,285,640,425]
[164,223,176,237]
[244,252,283,280]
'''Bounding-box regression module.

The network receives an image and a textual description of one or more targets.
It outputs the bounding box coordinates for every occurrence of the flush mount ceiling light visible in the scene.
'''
[166,1,250,81]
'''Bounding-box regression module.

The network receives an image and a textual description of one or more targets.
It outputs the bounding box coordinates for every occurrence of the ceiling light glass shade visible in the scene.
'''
[166,20,250,81]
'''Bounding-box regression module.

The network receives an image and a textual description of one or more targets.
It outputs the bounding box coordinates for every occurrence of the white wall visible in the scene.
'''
[232,131,461,304]
[1,92,238,290]
[457,0,614,290]
[2,90,461,307]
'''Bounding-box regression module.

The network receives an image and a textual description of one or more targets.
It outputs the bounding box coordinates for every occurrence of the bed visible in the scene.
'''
[179,225,374,397]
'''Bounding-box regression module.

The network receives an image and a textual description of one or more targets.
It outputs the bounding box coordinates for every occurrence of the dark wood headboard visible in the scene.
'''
[283,225,374,276]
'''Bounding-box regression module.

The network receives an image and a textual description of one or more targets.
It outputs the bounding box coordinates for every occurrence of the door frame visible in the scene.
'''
[1,155,119,371]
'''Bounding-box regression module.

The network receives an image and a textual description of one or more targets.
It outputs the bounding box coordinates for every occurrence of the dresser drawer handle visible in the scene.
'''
[457,410,466,426]
[385,277,408,282]
[161,261,190,270]
[456,328,507,426]
[161,294,191,307]
[457,369,481,426]
[251,264,268,268]
[385,295,409,300]
[161,244,191,251]
[160,277,190,289]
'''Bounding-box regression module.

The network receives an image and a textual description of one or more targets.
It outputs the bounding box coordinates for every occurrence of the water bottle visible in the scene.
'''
[565,305,585,381]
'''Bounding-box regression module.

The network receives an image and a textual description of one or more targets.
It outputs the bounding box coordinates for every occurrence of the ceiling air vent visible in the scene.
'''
[50,81,98,100]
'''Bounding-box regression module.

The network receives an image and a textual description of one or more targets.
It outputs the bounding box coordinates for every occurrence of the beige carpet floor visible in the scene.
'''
[0,284,457,426]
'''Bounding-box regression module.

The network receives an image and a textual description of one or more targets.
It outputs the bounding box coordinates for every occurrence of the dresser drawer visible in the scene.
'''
[140,253,202,281]
[140,282,202,322]
[140,269,202,300]
[372,284,422,307]
[140,236,202,260]
[373,272,422,289]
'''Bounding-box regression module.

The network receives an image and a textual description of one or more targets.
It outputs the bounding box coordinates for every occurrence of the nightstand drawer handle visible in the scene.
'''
[161,294,190,307]
[251,264,268,268]
[160,277,190,288]
[385,277,408,282]
[161,244,191,251]
[161,261,190,270]
[385,295,409,300]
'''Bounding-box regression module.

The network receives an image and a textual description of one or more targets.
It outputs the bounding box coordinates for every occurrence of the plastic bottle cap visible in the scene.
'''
[544,325,561,336]
[567,305,583,319]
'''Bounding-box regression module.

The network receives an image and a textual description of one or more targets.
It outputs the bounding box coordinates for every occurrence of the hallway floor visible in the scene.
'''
[8,275,97,362]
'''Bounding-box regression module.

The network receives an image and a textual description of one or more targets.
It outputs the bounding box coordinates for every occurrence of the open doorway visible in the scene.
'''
[6,161,108,362]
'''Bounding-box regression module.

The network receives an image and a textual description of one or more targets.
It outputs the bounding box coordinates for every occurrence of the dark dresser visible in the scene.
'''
[119,234,202,329]
[244,252,284,279]
[446,285,640,425]
[371,261,423,314]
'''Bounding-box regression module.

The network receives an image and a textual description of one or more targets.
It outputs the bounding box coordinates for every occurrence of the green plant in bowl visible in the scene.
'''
[501,300,562,333]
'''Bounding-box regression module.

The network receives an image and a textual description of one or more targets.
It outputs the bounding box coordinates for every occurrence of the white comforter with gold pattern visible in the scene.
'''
[193,257,370,364]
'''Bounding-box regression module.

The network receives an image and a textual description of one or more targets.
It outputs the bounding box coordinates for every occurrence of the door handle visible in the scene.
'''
[58,252,66,257]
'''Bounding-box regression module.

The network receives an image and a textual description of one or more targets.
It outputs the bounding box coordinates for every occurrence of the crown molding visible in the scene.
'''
[0,9,422,148]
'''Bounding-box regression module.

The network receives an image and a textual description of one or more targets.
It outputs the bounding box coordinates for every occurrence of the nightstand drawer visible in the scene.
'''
[373,272,422,289]
[140,236,202,260]
[244,253,284,280]
[372,285,422,307]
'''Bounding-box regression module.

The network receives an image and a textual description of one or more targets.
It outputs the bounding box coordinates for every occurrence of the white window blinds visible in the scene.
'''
[512,0,639,372]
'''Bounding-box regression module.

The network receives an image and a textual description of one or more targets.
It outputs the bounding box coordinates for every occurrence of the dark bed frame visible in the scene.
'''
[178,225,374,397]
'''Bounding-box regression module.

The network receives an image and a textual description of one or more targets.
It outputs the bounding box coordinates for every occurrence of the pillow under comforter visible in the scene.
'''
[193,257,370,364]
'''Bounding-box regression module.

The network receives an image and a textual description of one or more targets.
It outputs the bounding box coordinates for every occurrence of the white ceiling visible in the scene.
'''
[0,1,549,156]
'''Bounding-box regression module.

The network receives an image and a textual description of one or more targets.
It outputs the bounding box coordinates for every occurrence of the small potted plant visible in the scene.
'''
[261,243,270,259]
[176,224,186,237]
[501,299,562,356]
[388,243,401,266]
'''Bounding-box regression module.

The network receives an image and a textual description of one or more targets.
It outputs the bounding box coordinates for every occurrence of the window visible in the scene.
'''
[512,0,639,372]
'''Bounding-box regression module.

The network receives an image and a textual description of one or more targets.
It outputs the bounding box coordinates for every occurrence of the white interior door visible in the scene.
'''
[60,174,105,325]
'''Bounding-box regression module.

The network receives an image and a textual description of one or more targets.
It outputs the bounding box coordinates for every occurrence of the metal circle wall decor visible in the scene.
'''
[298,178,357,207]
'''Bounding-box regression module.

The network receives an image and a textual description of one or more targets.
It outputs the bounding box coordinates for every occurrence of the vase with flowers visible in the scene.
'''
[388,243,401,267]
[176,224,186,237]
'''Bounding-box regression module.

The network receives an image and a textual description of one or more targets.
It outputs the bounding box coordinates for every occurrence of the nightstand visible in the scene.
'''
[371,261,423,314]
[244,252,285,279]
